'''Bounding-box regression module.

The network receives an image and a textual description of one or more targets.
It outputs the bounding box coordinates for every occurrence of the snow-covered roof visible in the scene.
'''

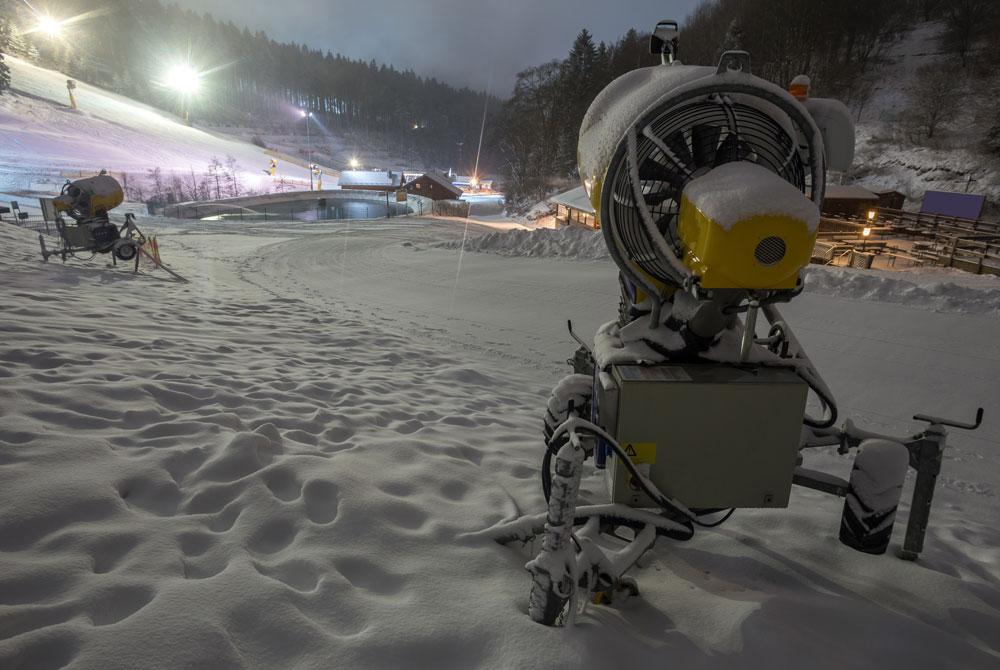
[418,171,464,198]
[824,184,878,201]
[549,186,595,214]
[683,162,820,232]
[338,170,401,187]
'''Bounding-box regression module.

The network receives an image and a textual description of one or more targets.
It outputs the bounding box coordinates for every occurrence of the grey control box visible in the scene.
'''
[599,364,808,509]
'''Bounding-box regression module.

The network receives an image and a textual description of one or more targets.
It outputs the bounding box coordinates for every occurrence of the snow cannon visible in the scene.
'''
[39,172,148,272]
[577,50,842,335]
[480,20,985,628]
[53,173,125,223]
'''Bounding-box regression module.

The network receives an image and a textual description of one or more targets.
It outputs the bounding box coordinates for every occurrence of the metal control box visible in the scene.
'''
[600,364,807,509]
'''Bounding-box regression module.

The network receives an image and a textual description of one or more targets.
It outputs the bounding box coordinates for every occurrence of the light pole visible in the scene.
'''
[165,63,201,125]
[300,110,314,190]
[862,209,876,253]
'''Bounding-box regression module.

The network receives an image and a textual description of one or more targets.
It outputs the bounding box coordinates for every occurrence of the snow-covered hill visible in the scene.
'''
[850,22,999,209]
[0,56,315,197]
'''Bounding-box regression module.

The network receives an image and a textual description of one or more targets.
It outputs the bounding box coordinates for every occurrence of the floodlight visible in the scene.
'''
[165,64,201,95]
[37,15,63,38]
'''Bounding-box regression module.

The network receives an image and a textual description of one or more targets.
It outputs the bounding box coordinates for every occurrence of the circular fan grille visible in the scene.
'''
[604,93,818,285]
[754,236,786,266]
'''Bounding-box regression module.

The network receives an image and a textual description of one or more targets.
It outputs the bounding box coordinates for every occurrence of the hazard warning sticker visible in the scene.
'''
[622,442,656,464]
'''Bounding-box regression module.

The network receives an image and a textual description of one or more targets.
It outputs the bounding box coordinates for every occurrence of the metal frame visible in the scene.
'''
[39,213,146,273]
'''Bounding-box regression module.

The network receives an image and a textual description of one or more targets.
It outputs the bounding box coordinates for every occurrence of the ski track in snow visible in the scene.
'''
[0,218,999,668]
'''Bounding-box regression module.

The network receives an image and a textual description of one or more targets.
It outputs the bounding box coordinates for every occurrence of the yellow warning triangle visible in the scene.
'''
[625,444,637,458]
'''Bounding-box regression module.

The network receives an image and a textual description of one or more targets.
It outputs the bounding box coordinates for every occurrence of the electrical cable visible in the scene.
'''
[541,419,735,535]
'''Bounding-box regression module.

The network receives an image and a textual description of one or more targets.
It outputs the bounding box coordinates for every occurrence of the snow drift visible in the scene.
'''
[0,215,998,668]
[437,225,610,260]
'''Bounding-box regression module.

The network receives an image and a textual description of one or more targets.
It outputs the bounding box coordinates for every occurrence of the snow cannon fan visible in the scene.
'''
[578,50,829,333]
[39,172,147,271]
[481,22,986,629]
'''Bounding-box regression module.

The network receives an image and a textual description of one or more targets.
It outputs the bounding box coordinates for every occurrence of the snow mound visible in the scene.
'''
[803,266,1000,317]
[438,225,610,260]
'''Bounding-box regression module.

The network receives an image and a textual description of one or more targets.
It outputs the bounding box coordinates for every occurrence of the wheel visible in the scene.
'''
[114,241,137,261]
[527,571,571,626]
[840,439,909,555]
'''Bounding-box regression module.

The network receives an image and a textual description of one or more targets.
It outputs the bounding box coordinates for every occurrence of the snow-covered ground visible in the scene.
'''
[1,215,998,668]
[0,57,314,196]
[851,22,1000,208]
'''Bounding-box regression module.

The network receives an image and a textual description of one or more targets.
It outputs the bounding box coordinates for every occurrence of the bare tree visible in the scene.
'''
[907,63,963,140]
[942,0,994,68]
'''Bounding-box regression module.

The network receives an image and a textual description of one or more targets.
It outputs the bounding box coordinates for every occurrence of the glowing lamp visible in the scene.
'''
[37,15,63,37]
[165,64,201,95]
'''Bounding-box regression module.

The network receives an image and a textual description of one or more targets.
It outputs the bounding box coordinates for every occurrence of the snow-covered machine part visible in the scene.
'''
[804,97,855,173]
[52,173,125,223]
[678,162,819,289]
[492,19,985,629]
[578,54,825,318]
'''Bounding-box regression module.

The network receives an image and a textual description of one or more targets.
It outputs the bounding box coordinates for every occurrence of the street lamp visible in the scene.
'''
[164,63,201,124]
[861,226,872,252]
[349,157,360,169]
[36,15,64,38]
[300,110,314,190]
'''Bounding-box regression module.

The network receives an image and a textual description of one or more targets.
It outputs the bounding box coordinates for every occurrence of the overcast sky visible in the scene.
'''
[170,0,703,95]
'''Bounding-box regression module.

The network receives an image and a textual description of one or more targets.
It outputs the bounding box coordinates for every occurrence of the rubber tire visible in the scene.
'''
[115,241,137,261]
[528,576,570,626]
[839,440,909,555]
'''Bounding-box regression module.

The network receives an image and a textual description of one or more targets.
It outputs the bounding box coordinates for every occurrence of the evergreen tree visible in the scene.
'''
[0,1,12,94]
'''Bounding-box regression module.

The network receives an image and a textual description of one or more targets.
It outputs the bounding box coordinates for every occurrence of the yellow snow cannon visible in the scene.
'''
[490,21,986,629]
[40,172,146,272]
[676,161,819,290]
[52,173,125,222]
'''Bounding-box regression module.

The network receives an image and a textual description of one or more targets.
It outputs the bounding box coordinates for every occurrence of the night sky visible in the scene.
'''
[170,0,703,94]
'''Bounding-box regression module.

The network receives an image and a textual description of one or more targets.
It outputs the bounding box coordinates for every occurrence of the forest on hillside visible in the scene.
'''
[0,0,499,171]
[494,0,1000,210]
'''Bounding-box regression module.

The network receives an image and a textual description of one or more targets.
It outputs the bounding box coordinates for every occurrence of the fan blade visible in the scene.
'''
[637,157,675,182]
[691,124,722,169]
[643,191,674,208]
[665,130,694,171]
[638,158,688,193]
[713,133,743,166]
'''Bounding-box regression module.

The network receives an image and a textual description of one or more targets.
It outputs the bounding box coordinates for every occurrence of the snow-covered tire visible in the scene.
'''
[840,439,909,555]
[528,574,570,626]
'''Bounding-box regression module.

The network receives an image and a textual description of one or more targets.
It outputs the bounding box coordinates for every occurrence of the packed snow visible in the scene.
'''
[0,56,315,195]
[436,224,609,260]
[1,212,999,668]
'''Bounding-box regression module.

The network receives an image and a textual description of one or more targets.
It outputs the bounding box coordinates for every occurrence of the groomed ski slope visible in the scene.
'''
[0,56,313,194]
[0,217,998,669]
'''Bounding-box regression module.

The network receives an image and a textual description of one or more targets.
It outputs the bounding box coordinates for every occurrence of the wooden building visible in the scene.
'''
[874,189,906,210]
[550,186,597,229]
[822,184,878,218]
[403,171,464,201]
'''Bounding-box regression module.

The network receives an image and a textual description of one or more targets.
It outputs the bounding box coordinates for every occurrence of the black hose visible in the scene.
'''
[541,422,733,535]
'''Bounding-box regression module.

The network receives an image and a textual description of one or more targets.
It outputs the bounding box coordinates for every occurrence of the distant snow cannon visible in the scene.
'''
[52,173,125,223]
[481,21,984,628]
[40,172,147,271]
